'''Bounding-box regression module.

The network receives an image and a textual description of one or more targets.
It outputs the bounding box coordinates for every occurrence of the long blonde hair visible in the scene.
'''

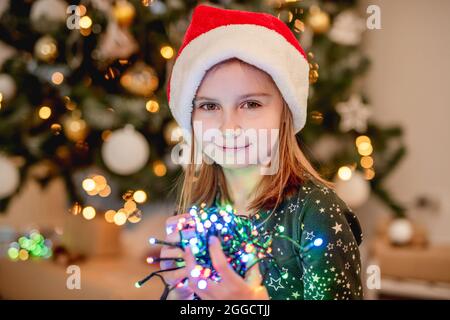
[176,60,334,215]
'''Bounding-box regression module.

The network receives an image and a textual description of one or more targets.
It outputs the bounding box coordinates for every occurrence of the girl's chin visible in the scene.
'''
[217,162,252,169]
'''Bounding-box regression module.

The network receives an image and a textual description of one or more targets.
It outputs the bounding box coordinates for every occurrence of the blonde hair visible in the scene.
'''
[176,59,334,215]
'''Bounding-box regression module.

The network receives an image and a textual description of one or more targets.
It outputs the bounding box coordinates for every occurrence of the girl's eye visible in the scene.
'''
[242,101,262,109]
[198,103,219,111]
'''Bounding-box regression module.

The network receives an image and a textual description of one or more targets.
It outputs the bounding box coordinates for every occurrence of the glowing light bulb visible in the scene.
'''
[79,16,92,29]
[338,166,352,181]
[82,206,96,220]
[245,244,254,253]
[113,210,127,226]
[198,279,207,290]
[82,178,96,192]
[38,106,52,119]
[190,267,201,278]
[203,268,211,278]
[191,246,199,255]
[133,190,147,203]
[160,45,174,59]
[314,238,323,247]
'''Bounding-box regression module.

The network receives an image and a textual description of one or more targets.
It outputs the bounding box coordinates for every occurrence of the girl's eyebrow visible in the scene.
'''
[194,93,271,103]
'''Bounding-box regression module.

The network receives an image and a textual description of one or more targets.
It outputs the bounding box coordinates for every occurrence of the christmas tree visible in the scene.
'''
[0,0,406,218]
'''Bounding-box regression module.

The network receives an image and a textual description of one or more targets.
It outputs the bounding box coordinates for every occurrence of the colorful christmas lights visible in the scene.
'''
[135,203,325,299]
[7,230,52,261]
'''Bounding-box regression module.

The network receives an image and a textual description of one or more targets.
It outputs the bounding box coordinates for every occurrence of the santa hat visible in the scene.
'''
[166,4,310,142]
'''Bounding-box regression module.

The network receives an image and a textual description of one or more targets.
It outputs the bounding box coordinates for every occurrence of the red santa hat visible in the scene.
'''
[166,4,309,142]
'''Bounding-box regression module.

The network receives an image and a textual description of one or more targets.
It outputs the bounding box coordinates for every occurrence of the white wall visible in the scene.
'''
[359,0,450,243]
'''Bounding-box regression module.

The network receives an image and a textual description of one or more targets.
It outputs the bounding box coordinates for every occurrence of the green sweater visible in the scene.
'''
[246,177,364,300]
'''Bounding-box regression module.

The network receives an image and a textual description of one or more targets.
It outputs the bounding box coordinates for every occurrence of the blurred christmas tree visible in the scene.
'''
[0,0,406,217]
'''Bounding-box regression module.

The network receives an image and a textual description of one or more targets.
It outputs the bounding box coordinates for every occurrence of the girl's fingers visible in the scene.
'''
[183,245,197,268]
[244,261,264,287]
[183,246,212,300]
[159,246,184,259]
[164,231,180,243]
[165,213,192,239]
[208,236,241,285]
[187,278,222,300]
[161,267,189,286]
[159,246,185,270]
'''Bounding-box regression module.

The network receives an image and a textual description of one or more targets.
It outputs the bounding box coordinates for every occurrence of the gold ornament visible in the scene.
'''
[113,0,136,27]
[120,61,159,97]
[34,35,58,63]
[309,62,319,84]
[70,202,82,215]
[163,120,183,145]
[309,111,323,124]
[122,190,134,201]
[146,99,159,113]
[294,19,305,33]
[307,5,330,34]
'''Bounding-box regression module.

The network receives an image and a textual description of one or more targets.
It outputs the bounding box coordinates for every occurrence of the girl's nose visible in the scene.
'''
[223,127,242,140]
[220,108,241,134]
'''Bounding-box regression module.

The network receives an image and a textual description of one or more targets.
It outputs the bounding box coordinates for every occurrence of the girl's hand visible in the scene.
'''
[160,213,194,300]
[183,236,270,300]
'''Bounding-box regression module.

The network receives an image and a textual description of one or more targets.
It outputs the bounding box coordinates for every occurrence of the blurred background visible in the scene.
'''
[0,0,449,300]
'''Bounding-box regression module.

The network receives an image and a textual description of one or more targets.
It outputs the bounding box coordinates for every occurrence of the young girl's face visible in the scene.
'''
[192,59,283,169]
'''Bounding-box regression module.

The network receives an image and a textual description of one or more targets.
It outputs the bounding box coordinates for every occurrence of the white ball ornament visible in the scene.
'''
[388,218,413,245]
[0,155,20,199]
[334,170,370,208]
[101,125,150,175]
[30,0,68,33]
[0,73,16,102]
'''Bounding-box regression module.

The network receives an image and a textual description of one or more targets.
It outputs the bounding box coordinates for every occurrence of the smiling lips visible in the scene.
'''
[215,143,250,151]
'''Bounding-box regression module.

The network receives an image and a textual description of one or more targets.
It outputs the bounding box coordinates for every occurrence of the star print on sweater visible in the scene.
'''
[252,177,364,300]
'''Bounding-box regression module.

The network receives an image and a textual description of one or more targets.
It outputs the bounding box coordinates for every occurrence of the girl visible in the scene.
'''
[160,4,363,300]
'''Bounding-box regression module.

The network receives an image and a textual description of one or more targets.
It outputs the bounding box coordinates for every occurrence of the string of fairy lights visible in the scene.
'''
[7,230,52,261]
[135,203,324,300]
[70,174,148,226]
[337,135,375,181]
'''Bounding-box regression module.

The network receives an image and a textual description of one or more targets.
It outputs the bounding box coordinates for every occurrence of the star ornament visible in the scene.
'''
[336,94,372,133]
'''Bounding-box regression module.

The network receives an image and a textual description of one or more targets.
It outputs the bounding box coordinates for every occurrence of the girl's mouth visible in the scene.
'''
[215,143,251,151]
